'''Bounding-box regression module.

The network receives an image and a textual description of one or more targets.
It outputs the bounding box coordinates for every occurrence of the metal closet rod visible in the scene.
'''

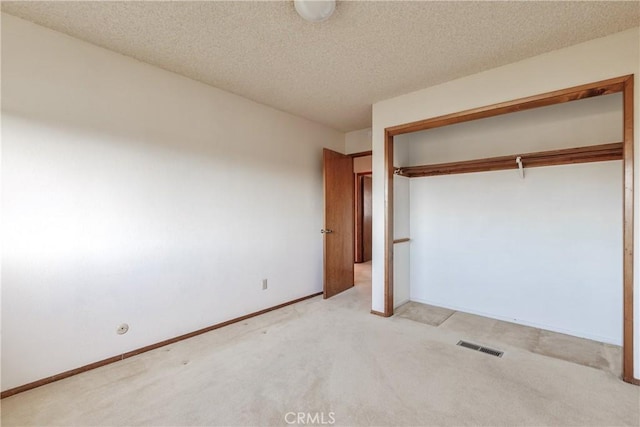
[394,142,623,178]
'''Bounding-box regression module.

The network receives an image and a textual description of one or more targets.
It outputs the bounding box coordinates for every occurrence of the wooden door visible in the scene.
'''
[362,175,373,261]
[323,148,354,298]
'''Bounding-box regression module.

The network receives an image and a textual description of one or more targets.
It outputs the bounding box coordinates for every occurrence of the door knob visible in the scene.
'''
[320,229,333,234]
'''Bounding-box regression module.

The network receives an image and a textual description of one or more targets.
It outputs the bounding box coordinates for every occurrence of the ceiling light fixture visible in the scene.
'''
[294,0,336,23]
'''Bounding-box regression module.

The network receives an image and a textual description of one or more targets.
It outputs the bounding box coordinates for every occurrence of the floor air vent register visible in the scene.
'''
[456,340,504,358]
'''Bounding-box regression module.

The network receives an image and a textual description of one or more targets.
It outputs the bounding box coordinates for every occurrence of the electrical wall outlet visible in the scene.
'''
[262,279,268,290]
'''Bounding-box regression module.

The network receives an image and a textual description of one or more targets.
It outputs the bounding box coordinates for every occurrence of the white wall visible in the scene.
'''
[353,155,372,173]
[372,27,640,377]
[409,163,622,343]
[393,175,410,308]
[404,93,622,165]
[345,128,372,154]
[1,14,344,391]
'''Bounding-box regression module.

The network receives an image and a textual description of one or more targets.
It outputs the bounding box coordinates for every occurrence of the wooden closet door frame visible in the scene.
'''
[382,75,637,384]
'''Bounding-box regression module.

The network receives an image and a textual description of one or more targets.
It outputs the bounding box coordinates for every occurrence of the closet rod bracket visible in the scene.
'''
[516,156,524,179]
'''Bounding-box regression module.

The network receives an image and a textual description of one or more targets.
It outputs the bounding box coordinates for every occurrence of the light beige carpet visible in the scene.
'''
[396,301,622,377]
[2,262,639,426]
[395,301,455,327]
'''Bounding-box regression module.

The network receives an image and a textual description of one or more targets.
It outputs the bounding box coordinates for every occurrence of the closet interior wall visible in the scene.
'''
[394,93,624,345]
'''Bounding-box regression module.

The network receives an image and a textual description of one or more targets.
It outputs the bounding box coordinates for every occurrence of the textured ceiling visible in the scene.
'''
[2,1,639,131]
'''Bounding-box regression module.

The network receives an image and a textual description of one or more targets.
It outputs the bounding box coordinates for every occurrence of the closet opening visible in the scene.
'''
[382,75,635,384]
